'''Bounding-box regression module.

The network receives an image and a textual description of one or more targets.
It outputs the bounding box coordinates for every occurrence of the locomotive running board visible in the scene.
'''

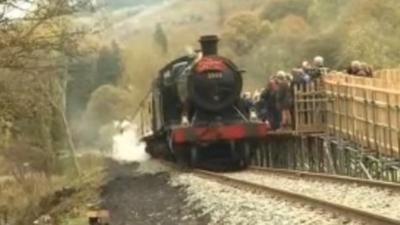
[171,122,269,144]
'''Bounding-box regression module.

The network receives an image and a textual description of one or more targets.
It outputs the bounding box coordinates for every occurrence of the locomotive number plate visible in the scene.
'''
[207,72,223,79]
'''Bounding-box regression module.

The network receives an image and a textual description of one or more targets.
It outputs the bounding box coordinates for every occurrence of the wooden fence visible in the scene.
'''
[293,79,327,133]
[374,69,400,84]
[322,71,400,159]
[293,70,400,159]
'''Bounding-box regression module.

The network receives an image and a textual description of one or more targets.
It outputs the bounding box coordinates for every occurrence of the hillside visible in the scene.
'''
[1,1,400,224]
[115,0,400,90]
[104,0,163,9]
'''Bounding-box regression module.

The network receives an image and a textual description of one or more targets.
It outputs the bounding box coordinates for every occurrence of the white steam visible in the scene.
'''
[112,120,150,162]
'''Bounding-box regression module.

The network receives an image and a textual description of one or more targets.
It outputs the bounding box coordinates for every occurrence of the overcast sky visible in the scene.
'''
[1,1,34,18]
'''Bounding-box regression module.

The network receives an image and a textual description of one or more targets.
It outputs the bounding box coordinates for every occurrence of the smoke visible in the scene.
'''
[112,120,150,163]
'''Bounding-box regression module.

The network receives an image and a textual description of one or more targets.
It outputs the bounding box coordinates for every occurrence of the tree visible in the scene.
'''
[0,0,96,70]
[336,0,400,67]
[260,0,312,22]
[216,0,226,26]
[96,42,122,86]
[66,56,97,121]
[153,23,168,54]
[81,85,136,145]
[276,15,310,37]
[0,0,97,177]
[307,0,349,30]
[0,67,69,176]
[222,12,271,56]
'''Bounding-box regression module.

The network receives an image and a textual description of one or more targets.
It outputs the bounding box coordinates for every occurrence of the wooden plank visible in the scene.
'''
[334,82,340,137]
[397,95,400,159]
[294,84,299,131]
[386,92,393,157]
[294,71,400,158]
[363,88,371,149]
[327,83,334,134]
[306,82,312,129]
[344,84,349,140]
[325,79,400,95]
[371,86,379,155]
[323,72,400,158]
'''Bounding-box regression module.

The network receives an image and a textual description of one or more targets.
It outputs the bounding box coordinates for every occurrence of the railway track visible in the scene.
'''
[193,169,400,225]
[248,166,400,191]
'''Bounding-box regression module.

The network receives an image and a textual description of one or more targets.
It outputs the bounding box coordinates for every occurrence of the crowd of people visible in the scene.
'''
[242,56,374,131]
[346,60,373,77]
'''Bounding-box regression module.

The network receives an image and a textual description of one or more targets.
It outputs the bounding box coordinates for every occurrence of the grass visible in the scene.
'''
[0,156,7,175]
[0,153,106,225]
[61,217,88,225]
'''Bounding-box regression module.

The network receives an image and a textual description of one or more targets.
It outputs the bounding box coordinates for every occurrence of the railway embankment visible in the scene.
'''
[3,159,210,225]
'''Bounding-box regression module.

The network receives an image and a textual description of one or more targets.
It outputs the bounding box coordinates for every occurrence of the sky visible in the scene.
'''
[1,1,34,18]
[1,0,101,19]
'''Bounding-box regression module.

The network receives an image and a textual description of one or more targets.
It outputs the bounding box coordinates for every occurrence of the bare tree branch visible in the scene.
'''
[0,0,98,70]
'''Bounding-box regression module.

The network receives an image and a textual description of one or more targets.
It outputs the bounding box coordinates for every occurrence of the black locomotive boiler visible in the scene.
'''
[143,35,269,169]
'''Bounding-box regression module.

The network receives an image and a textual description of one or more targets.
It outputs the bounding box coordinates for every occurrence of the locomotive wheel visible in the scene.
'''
[174,144,190,169]
[190,146,199,167]
[230,141,239,161]
[243,142,252,165]
[239,142,252,169]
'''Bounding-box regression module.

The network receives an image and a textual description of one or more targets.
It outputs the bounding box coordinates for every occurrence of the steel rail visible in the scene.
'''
[194,169,400,225]
[249,166,400,191]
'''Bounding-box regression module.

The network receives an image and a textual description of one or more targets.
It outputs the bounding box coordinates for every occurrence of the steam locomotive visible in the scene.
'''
[143,35,269,169]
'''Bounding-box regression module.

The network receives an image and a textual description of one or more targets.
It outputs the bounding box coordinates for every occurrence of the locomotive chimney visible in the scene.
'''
[199,35,219,56]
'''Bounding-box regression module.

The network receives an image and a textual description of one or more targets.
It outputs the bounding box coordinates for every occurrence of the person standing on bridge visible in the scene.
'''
[241,91,254,117]
[300,61,313,83]
[276,71,292,130]
[347,60,368,77]
[361,62,374,77]
[291,68,308,86]
[260,75,280,130]
[309,56,328,80]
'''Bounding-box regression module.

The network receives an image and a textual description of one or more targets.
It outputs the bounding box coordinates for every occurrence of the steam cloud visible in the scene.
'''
[112,120,150,162]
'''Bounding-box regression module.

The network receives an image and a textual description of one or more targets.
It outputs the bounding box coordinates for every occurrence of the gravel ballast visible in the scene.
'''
[171,173,366,225]
[224,171,400,220]
[100,160,209,225]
